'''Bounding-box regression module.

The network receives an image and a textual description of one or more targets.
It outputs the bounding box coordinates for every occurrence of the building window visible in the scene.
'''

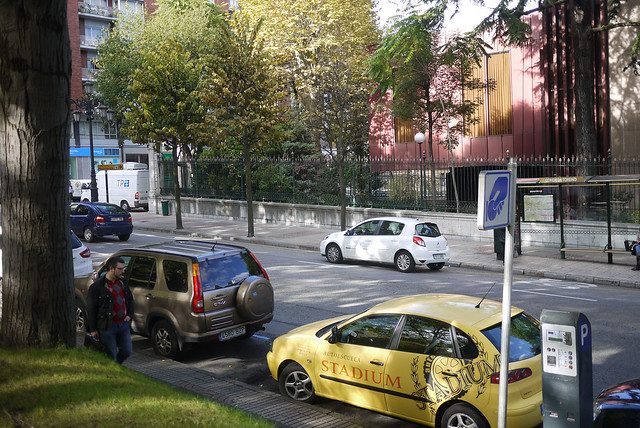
[394,118,413,144]
[464,51,513,136]
[103,121,117,139]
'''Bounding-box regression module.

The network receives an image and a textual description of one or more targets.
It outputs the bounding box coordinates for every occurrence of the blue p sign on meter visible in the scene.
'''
[477,170,512,230]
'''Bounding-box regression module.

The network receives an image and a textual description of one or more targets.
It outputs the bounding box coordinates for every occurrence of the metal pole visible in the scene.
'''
[606,182,613,264]
[559,184,565,259]
[497,157,517,428]
[419,144,423,205]
[117,120,124,163]
[88,103,98,202]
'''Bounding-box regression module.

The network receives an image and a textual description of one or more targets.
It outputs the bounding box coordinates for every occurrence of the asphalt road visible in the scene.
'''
[86,230,640,426]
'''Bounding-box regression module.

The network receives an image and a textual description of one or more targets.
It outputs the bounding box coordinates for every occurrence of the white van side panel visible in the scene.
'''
[81,169,149,210]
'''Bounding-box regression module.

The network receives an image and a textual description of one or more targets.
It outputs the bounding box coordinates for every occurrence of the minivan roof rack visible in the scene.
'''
[172,237,247,252]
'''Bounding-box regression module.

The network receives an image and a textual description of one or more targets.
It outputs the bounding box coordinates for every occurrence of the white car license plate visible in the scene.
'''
[433,253,445,260]
[219,326,246,341]
[111,217,123,222]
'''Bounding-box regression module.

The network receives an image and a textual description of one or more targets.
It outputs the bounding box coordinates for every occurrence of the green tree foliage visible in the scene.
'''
[370,5,485,211]
[96,0,223,229]
[238,0,380,228]
[197,16,284,237]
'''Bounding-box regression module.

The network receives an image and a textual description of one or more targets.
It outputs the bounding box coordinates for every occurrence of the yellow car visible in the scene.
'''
[267,294,542,428]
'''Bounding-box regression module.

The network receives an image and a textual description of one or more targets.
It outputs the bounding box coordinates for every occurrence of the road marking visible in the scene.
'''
[253,334,272,341]
[513,289,597,302]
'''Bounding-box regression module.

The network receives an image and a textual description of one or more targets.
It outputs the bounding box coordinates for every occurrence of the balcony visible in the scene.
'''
[78,1,116,20]
[81,68,97,81]
[79,35,102,49]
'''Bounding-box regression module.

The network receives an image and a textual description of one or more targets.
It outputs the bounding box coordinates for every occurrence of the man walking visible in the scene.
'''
[87,256,134,364]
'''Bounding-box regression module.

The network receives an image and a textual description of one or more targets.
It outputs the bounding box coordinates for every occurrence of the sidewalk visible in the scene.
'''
[122,211,639,428]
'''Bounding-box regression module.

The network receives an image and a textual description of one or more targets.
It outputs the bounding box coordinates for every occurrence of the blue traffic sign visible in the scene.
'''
[478,170,512,230]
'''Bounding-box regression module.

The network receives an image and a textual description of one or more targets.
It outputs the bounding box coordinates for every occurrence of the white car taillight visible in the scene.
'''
[412,236,425,247]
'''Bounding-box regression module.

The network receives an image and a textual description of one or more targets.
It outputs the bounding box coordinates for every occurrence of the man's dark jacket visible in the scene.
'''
[87,275,134,332]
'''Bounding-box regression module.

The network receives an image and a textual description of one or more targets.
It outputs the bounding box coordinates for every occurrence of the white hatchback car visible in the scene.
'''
[0,230,92,279]
[320,217,450,272]
[70,230,93,278]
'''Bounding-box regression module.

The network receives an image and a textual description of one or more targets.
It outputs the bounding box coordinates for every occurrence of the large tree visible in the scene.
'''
[197,16,283,237]
[96,0,222,229]
[371,5,486,211]
[0,1,76,346]
[238,0,380,229]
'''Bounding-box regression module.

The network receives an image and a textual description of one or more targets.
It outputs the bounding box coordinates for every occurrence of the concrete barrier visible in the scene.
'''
[154,196,639,249]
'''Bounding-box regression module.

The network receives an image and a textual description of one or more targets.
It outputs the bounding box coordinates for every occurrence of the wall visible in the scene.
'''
[157,196,639,249]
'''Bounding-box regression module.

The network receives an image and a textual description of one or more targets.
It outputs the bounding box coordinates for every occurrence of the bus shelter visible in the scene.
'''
[516,174,640,263]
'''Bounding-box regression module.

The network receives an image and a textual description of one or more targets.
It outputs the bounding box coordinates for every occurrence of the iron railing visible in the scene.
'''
[159,155,640,222]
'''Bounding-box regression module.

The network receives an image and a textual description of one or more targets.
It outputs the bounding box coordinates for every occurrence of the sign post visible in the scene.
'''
[477,159,517,428]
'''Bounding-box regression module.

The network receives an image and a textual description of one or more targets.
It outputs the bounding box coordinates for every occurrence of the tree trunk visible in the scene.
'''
[573,0,598,173]
[244,137,254,237]
[172,142,183,229]
[572,0,599,213]
[0,1,76,347]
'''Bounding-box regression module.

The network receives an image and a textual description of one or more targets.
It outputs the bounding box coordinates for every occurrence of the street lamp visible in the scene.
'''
[72,81,98,202]
[106,109,124,163]
[414,132,426,208]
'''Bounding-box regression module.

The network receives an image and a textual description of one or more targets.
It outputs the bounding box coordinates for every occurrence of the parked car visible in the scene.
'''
[0,228,90,280]
[70,230,93,278]
[594,377,640,427]
[320,217,450,272]
[70,202,133,242]
[267,294,542,428]
[75,239,274,359]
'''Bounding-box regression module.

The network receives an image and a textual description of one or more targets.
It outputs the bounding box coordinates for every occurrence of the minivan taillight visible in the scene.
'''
[490,368,533,384]
[80,248,91,258]
[95,215,105,224]
[135,191,140,200]
[412,236,425,246]
[249,252,269,280]
[127,216,132,223]
[191,262,204,314]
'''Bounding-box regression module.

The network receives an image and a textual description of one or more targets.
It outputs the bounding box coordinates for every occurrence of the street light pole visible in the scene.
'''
[72,81,98,202]
[414,132,426,209]
[106,109,124,163]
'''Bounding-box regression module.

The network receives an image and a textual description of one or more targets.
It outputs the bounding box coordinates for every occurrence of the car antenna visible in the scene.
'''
[476,282,497,308]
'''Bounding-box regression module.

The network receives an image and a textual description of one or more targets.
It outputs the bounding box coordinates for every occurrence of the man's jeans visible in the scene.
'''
[100,321,132,364]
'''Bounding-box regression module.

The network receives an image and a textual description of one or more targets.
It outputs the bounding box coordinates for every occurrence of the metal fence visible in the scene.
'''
[160,155,640,222]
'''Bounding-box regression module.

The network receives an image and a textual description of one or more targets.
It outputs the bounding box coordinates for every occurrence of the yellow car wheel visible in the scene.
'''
[441,403,487,428]
[279,362,316,403]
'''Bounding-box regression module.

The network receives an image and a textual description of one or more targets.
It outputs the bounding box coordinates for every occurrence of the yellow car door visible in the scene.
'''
[384,316,491,425]
[314,314,401,413]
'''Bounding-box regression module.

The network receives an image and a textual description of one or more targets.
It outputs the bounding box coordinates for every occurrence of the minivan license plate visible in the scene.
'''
[112,217,123,222]
[433,253,445,260]
[219,326,246,341]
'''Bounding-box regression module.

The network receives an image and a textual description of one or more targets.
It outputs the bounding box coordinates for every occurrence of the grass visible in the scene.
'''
[0,346,274,428]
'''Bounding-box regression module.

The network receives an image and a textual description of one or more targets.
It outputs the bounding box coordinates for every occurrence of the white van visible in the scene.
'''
[81,162,149,211]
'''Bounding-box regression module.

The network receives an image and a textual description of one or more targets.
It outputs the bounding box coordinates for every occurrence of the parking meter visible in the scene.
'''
[541,310,593,427]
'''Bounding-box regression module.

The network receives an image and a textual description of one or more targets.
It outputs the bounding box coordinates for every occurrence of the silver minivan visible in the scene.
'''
[75,239,274,359]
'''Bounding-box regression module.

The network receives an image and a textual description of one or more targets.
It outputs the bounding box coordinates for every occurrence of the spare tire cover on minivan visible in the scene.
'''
[236,276,274,320]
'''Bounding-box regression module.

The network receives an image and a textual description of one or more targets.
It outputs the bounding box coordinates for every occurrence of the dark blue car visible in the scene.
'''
[70,202,133,243]
[594,377,640,427]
